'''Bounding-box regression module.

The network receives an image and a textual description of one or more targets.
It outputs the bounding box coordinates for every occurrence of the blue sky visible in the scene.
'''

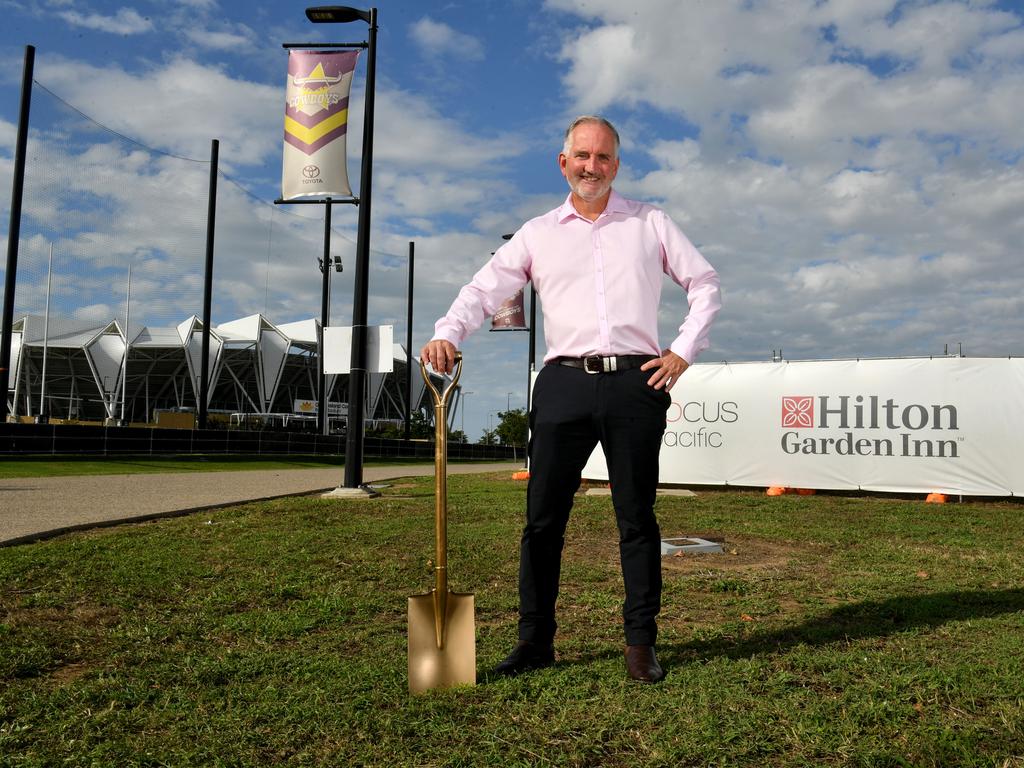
[2,0,1023,440]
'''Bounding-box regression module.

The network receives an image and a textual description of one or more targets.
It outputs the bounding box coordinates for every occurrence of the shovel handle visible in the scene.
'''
[420,352,463,409]
[419,353,463,648]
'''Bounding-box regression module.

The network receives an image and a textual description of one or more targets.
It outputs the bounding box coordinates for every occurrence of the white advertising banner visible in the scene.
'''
[582,357,1024,496]
[322,325,394,374]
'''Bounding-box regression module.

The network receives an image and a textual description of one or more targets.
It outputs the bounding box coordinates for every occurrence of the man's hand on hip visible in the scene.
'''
[420,339,458,374]
[641,350,689,391]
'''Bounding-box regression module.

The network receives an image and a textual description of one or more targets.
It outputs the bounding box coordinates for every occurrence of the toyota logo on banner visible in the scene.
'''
[302,165,321,179]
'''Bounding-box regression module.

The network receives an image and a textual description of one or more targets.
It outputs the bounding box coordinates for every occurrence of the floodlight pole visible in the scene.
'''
[120,264,132,424]
[0,45,35,419]
[341,7,377,490]
[39,243,53,422]
[199,138,219,430]
[404,240,414,441]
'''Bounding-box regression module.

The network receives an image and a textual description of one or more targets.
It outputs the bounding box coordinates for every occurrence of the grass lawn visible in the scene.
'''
[1,473,1022,766]
[0,455,436,479]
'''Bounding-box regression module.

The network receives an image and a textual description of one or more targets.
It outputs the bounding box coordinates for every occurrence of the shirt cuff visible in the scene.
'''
[431,325,463,348]
[669,336,706,366]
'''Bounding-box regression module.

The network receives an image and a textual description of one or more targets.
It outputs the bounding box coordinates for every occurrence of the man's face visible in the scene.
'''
[559,122,619,203]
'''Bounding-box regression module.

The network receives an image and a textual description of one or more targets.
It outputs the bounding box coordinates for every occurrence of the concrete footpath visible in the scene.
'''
[0,462,521,546]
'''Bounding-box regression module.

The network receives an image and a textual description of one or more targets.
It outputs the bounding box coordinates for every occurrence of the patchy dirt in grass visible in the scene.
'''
[661,534,829,575]
[565,531,830,578]
[1,602,121,630]
[47,661,93,685]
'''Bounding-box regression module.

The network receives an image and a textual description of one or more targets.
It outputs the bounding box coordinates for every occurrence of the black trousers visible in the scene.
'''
[519,363,670,647]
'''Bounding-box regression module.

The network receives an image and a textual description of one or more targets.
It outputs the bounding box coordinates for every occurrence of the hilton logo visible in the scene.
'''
[780,394,961,458]
[781,397,813,428]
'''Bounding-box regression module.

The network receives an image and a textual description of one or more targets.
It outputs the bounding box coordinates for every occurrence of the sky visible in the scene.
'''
[1,0,1023,442]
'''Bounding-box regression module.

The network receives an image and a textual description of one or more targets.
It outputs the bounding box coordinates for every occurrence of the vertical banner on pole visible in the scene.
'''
[282,50,359,200]
[490,290,527,331]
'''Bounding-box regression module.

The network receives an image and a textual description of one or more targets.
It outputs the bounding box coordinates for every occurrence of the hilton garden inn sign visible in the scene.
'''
[583,356,1024,497]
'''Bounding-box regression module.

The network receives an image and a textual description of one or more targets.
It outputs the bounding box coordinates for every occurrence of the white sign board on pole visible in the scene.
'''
[582,357,1024,497]
[323,325,394,374]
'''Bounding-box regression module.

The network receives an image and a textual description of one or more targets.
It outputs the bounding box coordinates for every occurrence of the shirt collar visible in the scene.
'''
[556,189,632,223]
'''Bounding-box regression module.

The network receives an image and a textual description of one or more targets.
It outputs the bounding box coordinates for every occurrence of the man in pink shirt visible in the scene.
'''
[422,115,721,683]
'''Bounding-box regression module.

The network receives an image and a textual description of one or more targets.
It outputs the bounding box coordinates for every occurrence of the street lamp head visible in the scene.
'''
[306,6,371,23]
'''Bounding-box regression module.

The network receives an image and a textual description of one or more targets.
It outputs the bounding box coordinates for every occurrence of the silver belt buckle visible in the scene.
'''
[584,355,603,374]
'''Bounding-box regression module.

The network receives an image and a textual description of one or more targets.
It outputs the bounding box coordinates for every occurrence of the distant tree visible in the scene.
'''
[408,411,434,439]
[479,428,498,446]
[365,411,433,440]
[495,408,528,447]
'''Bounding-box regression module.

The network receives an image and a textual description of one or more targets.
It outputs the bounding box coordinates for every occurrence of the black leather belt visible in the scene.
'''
[553,354,656,374]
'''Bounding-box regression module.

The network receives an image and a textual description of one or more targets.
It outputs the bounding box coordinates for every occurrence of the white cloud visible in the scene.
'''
[542,0,1024,360]
[824,1,1019,75]
[185,27,256,51]
[57,7,153,35]
[979,28,1024,61]
[352,85,524,171]
[34,56,281,167]
[409,18,485,61]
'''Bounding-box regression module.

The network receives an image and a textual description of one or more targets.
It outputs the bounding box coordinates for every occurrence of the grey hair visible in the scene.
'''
[562,115,620,158]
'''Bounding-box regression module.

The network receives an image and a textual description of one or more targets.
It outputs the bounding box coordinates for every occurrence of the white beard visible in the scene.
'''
[567,174,612,202]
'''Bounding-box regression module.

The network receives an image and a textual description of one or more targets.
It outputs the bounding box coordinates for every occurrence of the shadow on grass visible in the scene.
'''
[661,588,1024,665]
[546,589,1024,676]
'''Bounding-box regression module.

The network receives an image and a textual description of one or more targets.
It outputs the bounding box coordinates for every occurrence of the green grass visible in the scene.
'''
[2,475,1023,767]
[0,454,436,479]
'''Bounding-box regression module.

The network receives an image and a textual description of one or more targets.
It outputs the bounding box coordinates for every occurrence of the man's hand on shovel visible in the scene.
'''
[420,339,458,375]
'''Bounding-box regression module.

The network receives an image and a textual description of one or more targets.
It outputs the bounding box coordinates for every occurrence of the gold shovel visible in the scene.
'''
[408,353,475,694]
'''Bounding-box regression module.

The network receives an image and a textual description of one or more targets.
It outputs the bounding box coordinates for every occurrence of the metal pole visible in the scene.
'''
[199,138,219,429]
[343,7,377,489]
[404,240,414,441]
[39,242,53,421]
[1,45,35,418]
[120,264,131,424]
[319,200,332,436]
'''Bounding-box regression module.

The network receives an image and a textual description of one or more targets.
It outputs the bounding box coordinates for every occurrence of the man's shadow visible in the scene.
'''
[477,589,1024,681]
[658,588,1024,665]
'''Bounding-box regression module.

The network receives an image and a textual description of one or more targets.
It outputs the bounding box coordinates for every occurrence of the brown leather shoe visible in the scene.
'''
[494,641,555,677]
[625,645,665,683]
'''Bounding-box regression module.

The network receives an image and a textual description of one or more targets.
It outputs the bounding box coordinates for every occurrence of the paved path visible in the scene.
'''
[0,462,522,546]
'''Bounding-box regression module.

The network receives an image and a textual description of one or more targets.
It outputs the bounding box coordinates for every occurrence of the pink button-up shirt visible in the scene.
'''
[433,190,722,364]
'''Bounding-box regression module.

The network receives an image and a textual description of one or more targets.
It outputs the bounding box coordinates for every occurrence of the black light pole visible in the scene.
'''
[318,200,333,435]
[199,138,219,430]
[1,45,35,416]
[499,232,538,430]
[306,5,377,490]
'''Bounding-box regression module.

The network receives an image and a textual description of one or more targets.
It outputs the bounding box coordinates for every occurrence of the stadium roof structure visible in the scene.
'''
[7,313,445,430]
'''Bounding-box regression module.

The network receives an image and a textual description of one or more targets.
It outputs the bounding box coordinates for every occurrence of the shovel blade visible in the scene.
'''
[408,591,475,694]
